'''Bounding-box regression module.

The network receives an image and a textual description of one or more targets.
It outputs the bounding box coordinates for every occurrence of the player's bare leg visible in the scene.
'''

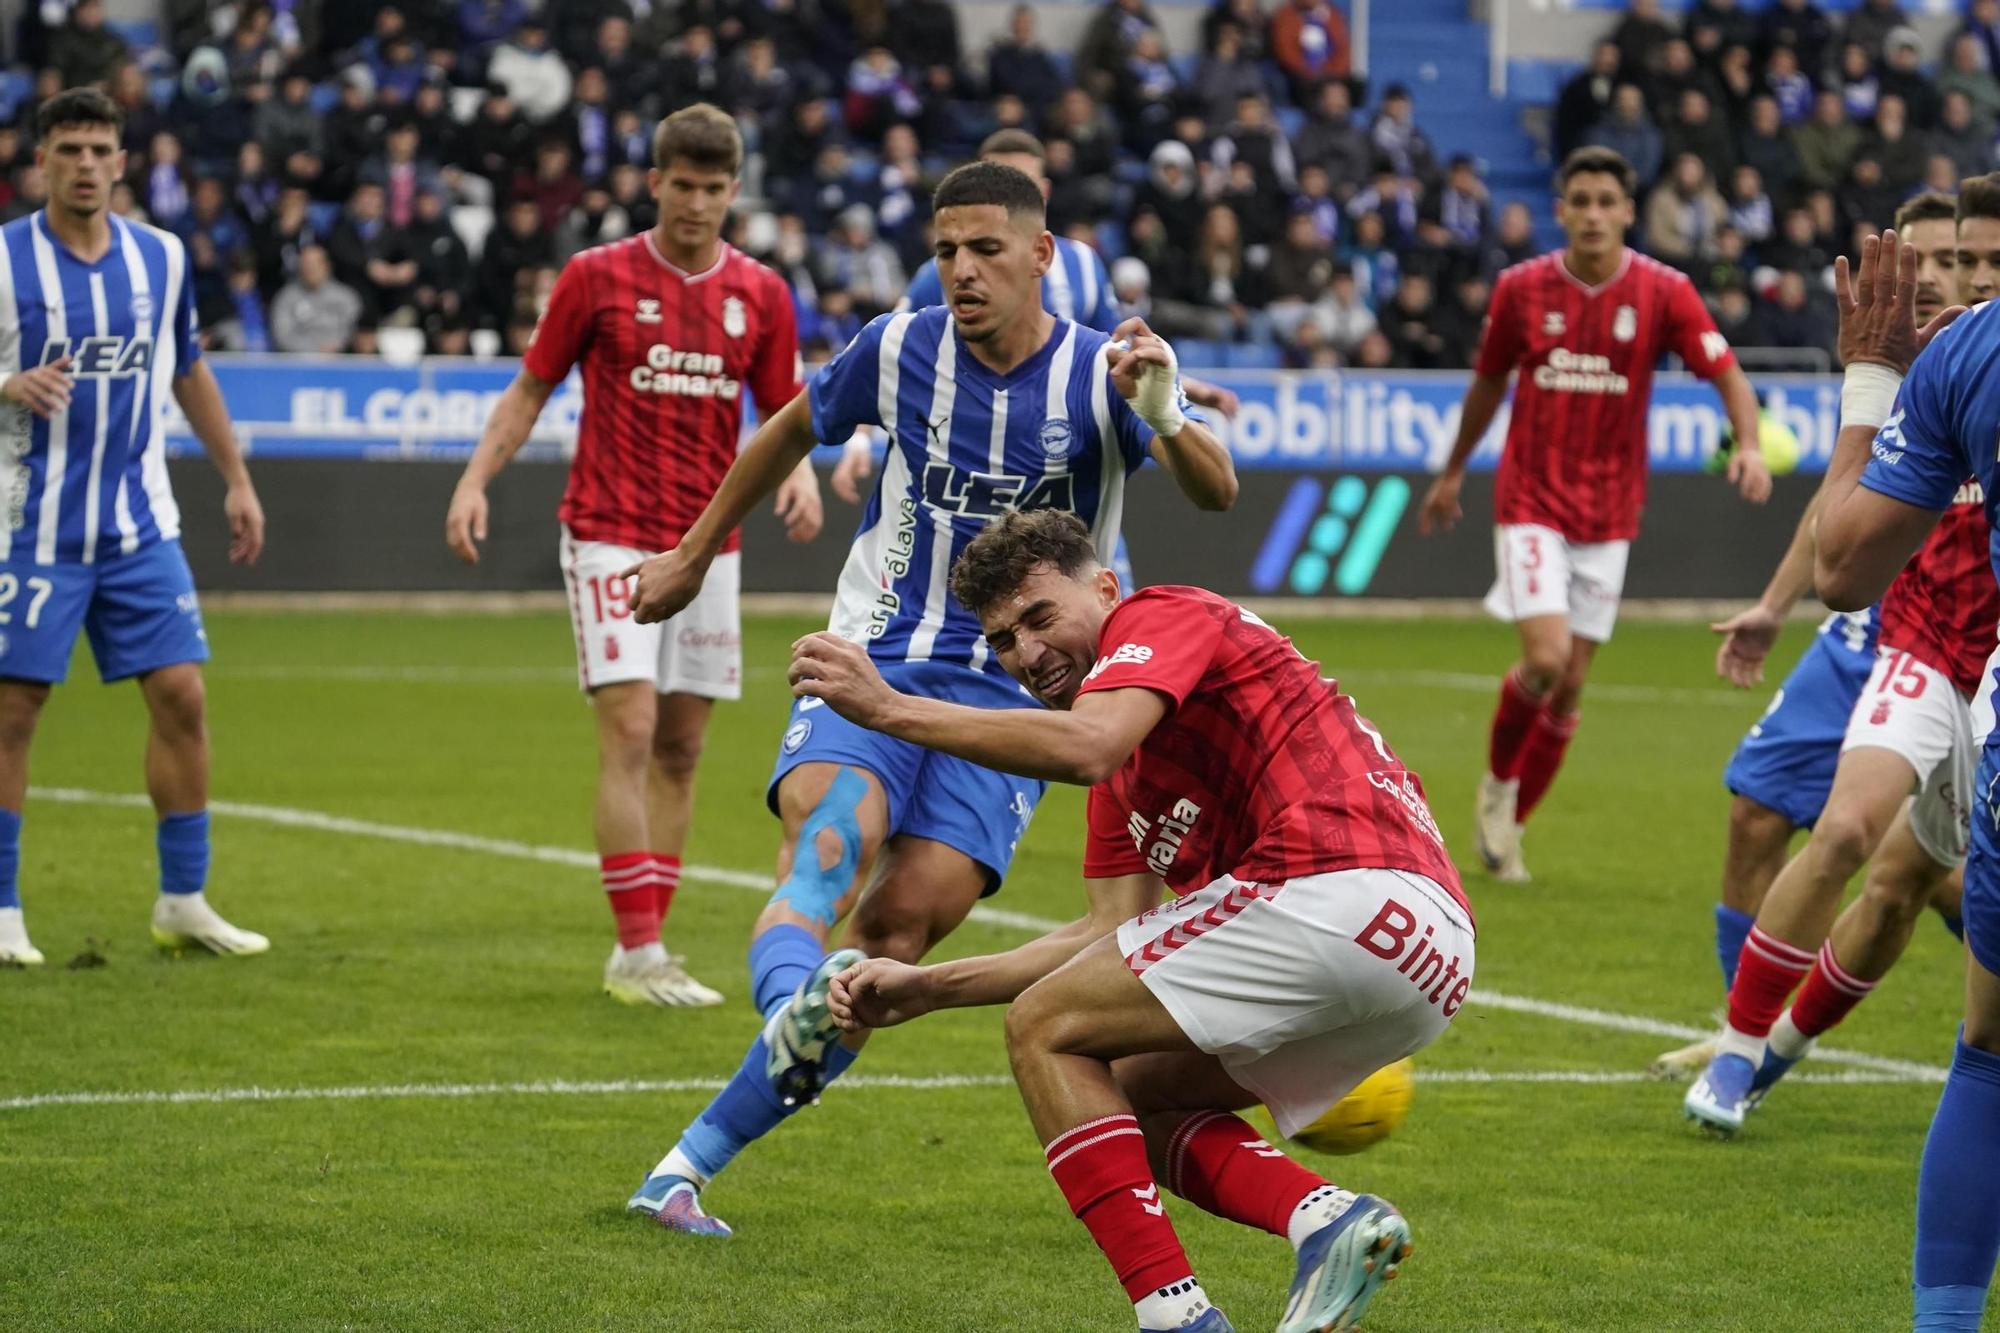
[1757,810,1957,1102]
[635,689,721,1005]
[1686,746,1913,1132]
[593,682,687,1004]
[0,680,49,966]
[137,664,266,957]
[1490,630,1596,884]
[1650,795,1797,1079]
[1010,939,1404,1333]
[1479,612,1570,876]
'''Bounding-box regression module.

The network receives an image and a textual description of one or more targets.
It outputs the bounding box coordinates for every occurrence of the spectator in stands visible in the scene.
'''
[235,140,279,228]
[1763,46,1813,126]
[794,140,871,232]
[182,177,250,312]
[1758,0,1832,87]
[1294,79,1372,199]
[1293,163,1340,243]
[1194,23,1267,128]
[146,130,190,229]
[1837,42,1880,123]
[322,72,386,199]
[1724,163,1773,242]
[1584,85,1664,192]
[475,197,550,328]
[457,0,527,78]
[893,0,967,102]
[219,6,280,88]
[1711,285,1755,347]
[1262,206,1335,340]
[1739,95,1802,195]
[1752,267,1835,356]
[257,69,324,192]
[1836,152,1902,236]
[1935,91,1994,183]
[1177,202,1252,331]
[873,122,933,268]
[1340,208,1399,305]
[1045,86,1119,216]
[107,63,162,161]
[843,46,923,142]
[1611,0,1676,89]
[109,179,143,222]
[605,161,655,234]
[554,180,631,263]
[1351,328,1394,367]
[1211,93,1297,196]
[1794,89,1861,190]
[1688,0,1757,60]
[1643,41,1717,127]
[516,139,581,233]
[1692,224,1750,294]
[271,244,365,353]
[363,122,444,229]
[1118,29,1181,151]
[408,187,470,316]
[592,16,653,112]
[661,25,730,117]
[1077,0,1166,102]
[1663,89,1736,183]
[1218,158,1278,247]
[1202,0,1267,60]
[1962,0,2000,81]
[1644,152,1727,263]
[463,85,533,191]
[1714,44,1758,124]
[1881,28,1941,129]
[802,287,862,356]
[1843,0,1908,64]
[1318,264,1376,355]
[255,186,326,295]
[51,0,129,89]
[1418,154,1490,282]
[209,253,273,353]
[988,5,1065,111]
[1434,271,1489,368]
[1131,138,1203,249]
[2,164,45,224]
[1924,153,1962,196]
[488,18,572,124]
[818,204,905,315]
[1942,32,2000,127]
[1346,166,1421,251]
[1554,41,1622,161]
[1483,201,1536,278]
[1268,0,1350,104]
[1860,94,1925,194]
[1379,271,1445,368]
[557,67,615,181]
[1371,85,1437,184]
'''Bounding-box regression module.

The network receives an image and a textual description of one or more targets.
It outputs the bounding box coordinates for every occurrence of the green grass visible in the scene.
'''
[1,610,1982,1330]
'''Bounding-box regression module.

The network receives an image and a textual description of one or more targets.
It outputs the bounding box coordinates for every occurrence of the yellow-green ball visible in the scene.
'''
[1711,416,1802,478]
[1248,1058,1416,1156]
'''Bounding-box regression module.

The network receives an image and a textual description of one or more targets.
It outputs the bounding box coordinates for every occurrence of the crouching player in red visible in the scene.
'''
[798,510,1474,1333]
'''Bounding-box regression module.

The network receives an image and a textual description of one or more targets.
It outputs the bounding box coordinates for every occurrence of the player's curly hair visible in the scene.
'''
[932,160,1046,221]
[652,103,741,177]
[951,510,1100,616]
[36,87,122,141]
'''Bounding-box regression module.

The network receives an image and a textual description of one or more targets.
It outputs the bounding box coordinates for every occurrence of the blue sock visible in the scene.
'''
[156,812,209,897]
[0,809,19,910]
[1715,903,1754,991]
[1913,1035,2000,1329]
[749,923,825,1017]
[674,1031,864,1182]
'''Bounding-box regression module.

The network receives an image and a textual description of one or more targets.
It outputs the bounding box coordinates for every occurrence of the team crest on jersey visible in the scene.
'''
[722,296,747,338]
[635,298,662,325]
[1542,311,1565,336]
[130,294,153,321]
[1613,305,1636,342]
[1037,418,1074,458]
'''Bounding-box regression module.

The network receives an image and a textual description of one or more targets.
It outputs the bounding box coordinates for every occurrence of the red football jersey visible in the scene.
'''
[1877,481,1999,697]
[524,236,801,555]
[1476,249,1736,543]
[1077,586,1468,912]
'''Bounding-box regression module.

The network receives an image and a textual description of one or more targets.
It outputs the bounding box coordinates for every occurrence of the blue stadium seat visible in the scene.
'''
[1177,338,1227,368]
[1275,106,1305,140]
[1095,220,1127,258]
[1225,342,1284,369]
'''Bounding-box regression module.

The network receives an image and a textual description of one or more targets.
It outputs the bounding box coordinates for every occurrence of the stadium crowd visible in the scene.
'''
[9,0,1993,370]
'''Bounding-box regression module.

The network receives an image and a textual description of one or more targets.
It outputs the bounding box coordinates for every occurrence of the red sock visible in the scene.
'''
[1790,940,1879,1039]
[652,854,682,932]
[1045,1114,1195,1305]
[1514,709,1579,823]
[1488,668,1547,781]
[1726,926,1815,1039]
[1161,1110,1327,1238]
[602,852,658,950]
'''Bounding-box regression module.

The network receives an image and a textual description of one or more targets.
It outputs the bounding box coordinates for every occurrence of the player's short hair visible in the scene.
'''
[36,87,122,141]
[1959,173,2000,224]
[1555,146,1637,200]
[652,102,742,176]
[932,161,1046,222]
[951,510,1100,616]
[978,129,1046,164]
[1897,191,1958,229]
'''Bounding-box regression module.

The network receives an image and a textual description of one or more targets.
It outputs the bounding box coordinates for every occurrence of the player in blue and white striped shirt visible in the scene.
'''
[0,89,269,968]
[619,160,1237,1240]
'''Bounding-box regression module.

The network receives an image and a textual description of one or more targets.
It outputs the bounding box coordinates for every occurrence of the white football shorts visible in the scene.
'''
[1843,648,1980,867]
[1116,867,1475,1138]
[560,527,742,699]
[1483,523,1630,644]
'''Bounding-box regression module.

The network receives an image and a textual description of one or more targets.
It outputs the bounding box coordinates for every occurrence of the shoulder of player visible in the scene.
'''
[103,215,184,262]
[719,243,793,298]
[1106,584,1231,626]
[1057,234,1108,275]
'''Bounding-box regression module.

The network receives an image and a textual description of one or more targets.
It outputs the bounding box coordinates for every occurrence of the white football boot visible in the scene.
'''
[1494,825,1531,884]
[151,893,270,956]
[1474,774,1520,874]
[0,906,44,965]
[603,942,724,1007]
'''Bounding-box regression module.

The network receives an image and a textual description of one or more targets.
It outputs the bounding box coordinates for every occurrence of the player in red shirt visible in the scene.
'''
[798,510,1472,1333]
[1419,146,1769,882]
[443,105,823,1007]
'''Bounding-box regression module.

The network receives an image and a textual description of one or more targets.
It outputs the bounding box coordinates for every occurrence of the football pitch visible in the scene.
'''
[4,607,1982,1331]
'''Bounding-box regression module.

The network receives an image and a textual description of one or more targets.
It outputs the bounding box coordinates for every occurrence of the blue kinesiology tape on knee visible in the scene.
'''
[769,767,868,928]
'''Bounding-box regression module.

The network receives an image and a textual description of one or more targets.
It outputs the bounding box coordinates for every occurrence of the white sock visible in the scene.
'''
[1132,1276,1210,1329]
[1286,1184,1357,1250]
[653,1145,709,1188]
[1716,1024,1765,1065]
[1767,1009,1815,1061]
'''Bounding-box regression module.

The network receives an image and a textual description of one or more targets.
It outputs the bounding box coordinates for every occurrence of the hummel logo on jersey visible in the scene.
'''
[1084,642,1154,683]
[1127,798,1201,875]
[1542,311,1565,336]
[635,299,662,324]
[1131,1184,1165,1217]
[40,336,154,377]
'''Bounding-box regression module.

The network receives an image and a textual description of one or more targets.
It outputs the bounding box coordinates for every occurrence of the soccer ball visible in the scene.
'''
[1263,1058,1416,1156]
[1708,415,1802,478]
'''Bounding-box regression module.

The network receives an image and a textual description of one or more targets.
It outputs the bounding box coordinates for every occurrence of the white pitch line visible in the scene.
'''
[0,1066,1937,1114]
[30,788,1947,1083]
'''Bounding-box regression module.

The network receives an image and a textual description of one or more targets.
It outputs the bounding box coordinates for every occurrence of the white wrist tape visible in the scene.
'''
[1114,337,1188,438]
[1840,362,1902,430]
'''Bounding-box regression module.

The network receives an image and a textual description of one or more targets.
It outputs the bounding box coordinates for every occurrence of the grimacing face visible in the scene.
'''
[977,563,1122,710]
[933,202,1054,344]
